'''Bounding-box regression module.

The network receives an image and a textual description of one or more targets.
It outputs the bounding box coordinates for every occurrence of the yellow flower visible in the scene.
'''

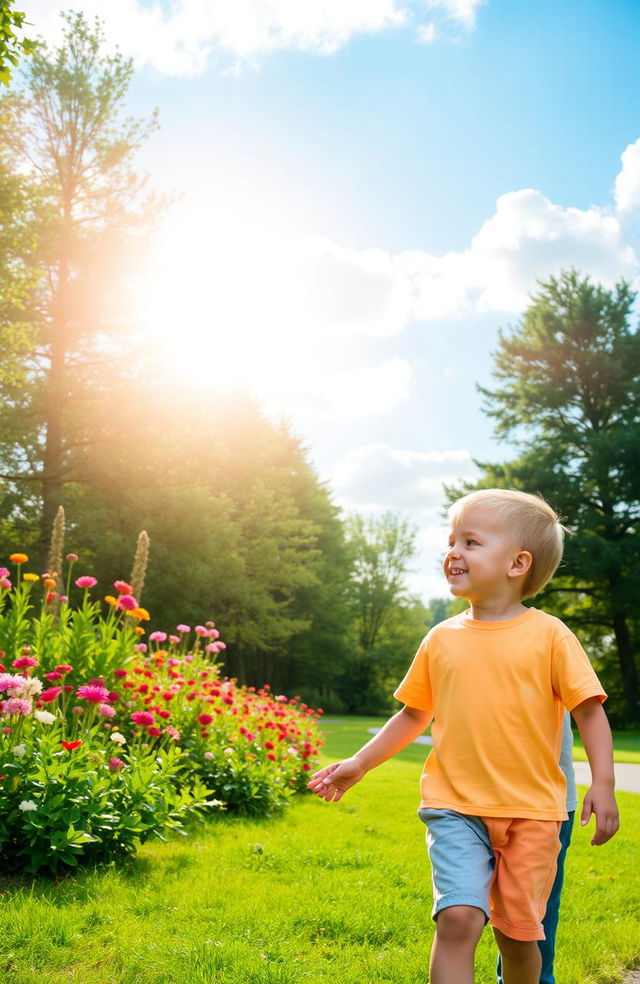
[9,553,28,564]
[131,607,150,621]
[23,573,39,582]
[104,595,117,606]
[246,753,256,760]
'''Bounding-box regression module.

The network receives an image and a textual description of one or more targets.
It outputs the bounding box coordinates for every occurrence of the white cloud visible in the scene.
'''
[614,138,640,214]
[24,0,487,75]
[332,442,476,510]
[25,0,406,74]
[421,0,485,30]
[297,187,638,334]
[326,359,415,419]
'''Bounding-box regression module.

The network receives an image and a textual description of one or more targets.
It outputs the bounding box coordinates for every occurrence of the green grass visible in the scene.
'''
[572,730,640,764]
[0,716,637,983]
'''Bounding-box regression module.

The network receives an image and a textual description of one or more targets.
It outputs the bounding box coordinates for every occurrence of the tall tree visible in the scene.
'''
[338,511,418,711]
[0,11,160,561]
[0,1,35,86]
[452,270,640,725]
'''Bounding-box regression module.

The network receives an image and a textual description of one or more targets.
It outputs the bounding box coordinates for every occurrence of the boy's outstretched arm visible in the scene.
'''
[571,697,620,846]
[307,704,432,803]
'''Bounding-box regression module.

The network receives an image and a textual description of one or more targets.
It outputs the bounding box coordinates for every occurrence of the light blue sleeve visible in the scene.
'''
[559,710,577,812]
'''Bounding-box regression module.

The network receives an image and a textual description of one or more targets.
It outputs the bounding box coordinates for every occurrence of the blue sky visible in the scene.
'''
[26,0,640,597]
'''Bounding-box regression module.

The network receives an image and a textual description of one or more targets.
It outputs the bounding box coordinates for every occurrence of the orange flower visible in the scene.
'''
[9,553,28,564]
[131,607,150,621]
[135,626,145,635]
[43,578,56,588]
[23,573,39,582]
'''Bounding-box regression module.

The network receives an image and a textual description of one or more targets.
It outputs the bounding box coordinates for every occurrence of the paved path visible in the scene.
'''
[366,730,640,793]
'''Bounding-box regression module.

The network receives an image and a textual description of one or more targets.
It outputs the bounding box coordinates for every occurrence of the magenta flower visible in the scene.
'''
[131,710,155,726]
[44,671,62,681]
[0,579,12,590]
[2,697,32,716]
[12,656,38,670]
[0,567,8,578]
[149,631,167,643]
[76,684,110,703]
[116,594,138,611]
[108,757,125,772]
[75,576,97,589]
[0,673,23,692]
[98,703,116,718]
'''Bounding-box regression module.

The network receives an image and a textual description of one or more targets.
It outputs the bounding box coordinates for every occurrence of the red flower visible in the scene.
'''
[147,726,162,737]
[197,713,214,725]
[44,671,63,681]
[267,753,276,762]
[61,740,83,751]
[40,686,63,703]
[113,669,128,679]
[55,664,73,674]
[131,711,155,726]
[264,741,275,750]
[114,580,133,595]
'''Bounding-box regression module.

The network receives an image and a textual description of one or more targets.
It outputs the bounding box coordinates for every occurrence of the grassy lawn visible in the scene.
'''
[0,716,637,983]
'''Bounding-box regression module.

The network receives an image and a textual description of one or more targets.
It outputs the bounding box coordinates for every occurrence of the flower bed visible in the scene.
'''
[0,553,324,873]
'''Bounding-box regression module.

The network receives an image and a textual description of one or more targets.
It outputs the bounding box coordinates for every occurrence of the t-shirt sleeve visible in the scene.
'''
[393,636,434,712]
[551,629,606,712]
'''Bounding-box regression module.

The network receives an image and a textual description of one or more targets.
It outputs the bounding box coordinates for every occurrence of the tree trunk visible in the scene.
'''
[611,608,640,726]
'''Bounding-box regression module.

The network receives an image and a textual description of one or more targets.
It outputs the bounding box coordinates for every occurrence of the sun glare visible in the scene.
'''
[137,195,315,399]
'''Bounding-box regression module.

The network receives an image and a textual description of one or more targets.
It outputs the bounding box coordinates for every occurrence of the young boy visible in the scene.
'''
[308,489,619,984]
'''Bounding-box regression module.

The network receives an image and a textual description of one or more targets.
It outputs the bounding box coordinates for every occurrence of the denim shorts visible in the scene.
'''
[418,808,494,922]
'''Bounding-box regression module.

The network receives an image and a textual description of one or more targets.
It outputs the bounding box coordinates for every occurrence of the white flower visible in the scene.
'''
[223,748,233,756]
[287,747,298,757]
[34,709,56,725]
[110,731,126,745]
[18,799,37,811]
[12,743,27,758]
[17,677,43,698]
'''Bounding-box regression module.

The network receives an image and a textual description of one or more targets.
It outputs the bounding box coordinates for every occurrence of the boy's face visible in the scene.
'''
[444,506,524,603]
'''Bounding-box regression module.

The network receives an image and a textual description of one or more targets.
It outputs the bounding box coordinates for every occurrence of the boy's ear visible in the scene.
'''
[508,550,532,580]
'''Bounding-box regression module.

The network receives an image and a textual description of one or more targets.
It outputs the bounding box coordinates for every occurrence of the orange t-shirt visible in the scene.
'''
[393,607,606,821]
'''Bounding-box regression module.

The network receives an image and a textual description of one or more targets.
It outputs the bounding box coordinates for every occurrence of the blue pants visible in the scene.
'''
[496,812,574,984]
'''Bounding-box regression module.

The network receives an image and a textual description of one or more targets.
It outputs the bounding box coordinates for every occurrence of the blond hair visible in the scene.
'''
[448,489,566,599]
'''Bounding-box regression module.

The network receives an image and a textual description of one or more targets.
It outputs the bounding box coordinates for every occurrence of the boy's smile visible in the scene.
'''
[444,506,530,609]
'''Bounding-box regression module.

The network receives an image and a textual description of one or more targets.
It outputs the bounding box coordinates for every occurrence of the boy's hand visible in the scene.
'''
[581,782,620,845]
[307,757,367,802]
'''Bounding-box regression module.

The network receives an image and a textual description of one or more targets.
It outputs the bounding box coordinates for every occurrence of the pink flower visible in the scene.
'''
[208,628,220,639]
[0,568,8,578]
[59,595,68,604]
[12,656,38,669]
[149,631,167,643]
[176,624,190,633]
[66,553,78,562]
[75,576,97,589]
[116,594,138,611]
[113,580,132,595]
[131,711,155,726]
[108,757,124,772]
[169,635,180,645]
[195,625,208,637]
[2,697,31,716]
[76,684,110,703]
[40,686,63,703]
[44,671,63,681]
[163,725,180,741]
[98,703,116,718]
[0,578,11,590]
[204,750,214,760]
[135,643,147,653]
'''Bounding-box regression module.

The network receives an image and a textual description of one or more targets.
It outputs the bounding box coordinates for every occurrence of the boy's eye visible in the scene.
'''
[466,539,479,546]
